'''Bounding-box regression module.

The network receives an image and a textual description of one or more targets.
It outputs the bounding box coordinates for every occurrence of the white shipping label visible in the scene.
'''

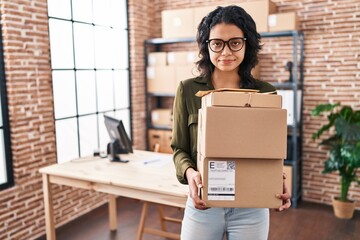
[146,67,155,79]
[151,112,159,121]
[208,160,235,201]
[187,52,196,63]
[268,15,277,27]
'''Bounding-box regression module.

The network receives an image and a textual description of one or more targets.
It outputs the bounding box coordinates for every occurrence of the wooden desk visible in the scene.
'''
[39,150,188,240]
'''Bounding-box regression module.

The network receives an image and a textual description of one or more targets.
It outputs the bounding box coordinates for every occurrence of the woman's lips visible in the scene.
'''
[219,59,235,65]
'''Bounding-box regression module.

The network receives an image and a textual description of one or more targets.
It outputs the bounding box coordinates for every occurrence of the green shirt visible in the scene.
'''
[171,75,276,184]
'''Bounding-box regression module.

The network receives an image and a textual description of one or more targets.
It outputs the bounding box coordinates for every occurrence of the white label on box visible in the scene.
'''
[167,52,175,64]
[146,67,155,79]
[208,160,235,200]
[187,52,196,63]
[173,17,182,27]
[151,112,159,121]
[148,55,157,65]
[268,15,277,27]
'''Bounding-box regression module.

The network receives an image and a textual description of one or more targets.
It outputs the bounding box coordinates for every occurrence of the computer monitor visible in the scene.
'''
[104,114,133,163]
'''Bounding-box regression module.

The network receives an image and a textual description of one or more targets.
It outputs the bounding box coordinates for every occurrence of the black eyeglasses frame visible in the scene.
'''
[206,37,247,53]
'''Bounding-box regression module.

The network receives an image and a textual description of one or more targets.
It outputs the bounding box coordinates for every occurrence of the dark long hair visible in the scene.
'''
[196,5,261,89]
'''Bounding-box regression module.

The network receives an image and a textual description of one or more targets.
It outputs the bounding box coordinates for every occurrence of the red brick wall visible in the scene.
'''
[0,1,109,239]
[0,0,359,239]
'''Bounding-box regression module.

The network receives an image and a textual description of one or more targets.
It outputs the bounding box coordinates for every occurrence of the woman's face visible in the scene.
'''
[208,23,246,73]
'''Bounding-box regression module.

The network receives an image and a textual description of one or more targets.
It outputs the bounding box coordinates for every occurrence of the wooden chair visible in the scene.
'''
[136,144,183,240]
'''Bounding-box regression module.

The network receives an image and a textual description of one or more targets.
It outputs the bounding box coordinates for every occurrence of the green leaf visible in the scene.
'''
[311,103,340,116]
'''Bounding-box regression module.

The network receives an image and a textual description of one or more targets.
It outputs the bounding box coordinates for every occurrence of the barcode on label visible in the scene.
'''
[210,187,234,192]
[227,161,235,170]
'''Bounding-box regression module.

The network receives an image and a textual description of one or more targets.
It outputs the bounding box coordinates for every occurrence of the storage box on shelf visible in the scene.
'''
[144,30,304,207]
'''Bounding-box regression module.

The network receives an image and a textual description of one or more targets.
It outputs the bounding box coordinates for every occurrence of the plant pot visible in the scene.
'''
[332,197,355,219]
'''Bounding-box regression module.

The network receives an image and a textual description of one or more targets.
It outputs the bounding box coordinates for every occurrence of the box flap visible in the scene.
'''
[201,91,282,109]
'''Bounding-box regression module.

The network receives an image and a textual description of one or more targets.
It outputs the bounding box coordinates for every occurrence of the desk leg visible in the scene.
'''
[109,195,117,231]
[42,174,56,240]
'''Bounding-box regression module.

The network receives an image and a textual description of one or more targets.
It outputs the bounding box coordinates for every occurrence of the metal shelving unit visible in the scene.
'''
[144,30,304,207]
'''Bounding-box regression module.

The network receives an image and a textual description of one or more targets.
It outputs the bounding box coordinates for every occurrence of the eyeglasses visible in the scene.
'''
[206,37,247,53]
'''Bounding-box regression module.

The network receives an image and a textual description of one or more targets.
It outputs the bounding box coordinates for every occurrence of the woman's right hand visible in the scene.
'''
[186,168,208,210]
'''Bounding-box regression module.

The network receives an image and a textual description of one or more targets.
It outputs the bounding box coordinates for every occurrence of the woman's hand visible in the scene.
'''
[186,168,208,210]
[275,172,291,211]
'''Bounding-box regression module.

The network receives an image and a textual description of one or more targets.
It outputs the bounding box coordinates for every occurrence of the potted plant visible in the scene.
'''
[311,102,360,219]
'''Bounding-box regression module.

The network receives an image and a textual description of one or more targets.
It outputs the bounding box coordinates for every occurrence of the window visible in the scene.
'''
[48,0,131,163]
[0,24,14,190]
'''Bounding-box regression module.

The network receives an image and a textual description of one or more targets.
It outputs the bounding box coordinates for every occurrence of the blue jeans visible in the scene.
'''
[181,197,269,240]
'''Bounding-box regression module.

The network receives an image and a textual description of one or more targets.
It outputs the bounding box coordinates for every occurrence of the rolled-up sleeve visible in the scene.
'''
[171,82,196,184]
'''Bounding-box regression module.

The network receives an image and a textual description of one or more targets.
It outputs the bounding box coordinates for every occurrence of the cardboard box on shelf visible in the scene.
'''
[148,52,167,66]
[198,153,283,208]
[237,0,277,33]
[193,5,217,33]
[162,8,195,38]
[268,12,299,32]
[148,129,173,154]
[147,66,176,94]
[151,108,173,128]
[174,64,199,87]
[163,130,173,154]
[167,51,198,66]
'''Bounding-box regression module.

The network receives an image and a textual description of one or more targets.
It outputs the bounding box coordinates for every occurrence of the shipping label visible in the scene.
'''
[208,160,235,200]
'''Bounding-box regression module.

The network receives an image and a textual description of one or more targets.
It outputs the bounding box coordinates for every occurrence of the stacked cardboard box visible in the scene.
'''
[151,108,173,128]
[147,52,176,94]
[167,51,200,88]
[161,1,299,37]
[147,51,199,94]
[148,129,173,154]
[197,90,287,208]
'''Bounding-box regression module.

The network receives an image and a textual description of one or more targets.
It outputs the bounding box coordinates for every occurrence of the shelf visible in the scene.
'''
[145,37,196,45]
[149,126,172,131]
[284,157,302,166]
[271,82,302,90]
[145,30,304,45]
[147,93,176,97]
[260,30,303,38]
[144,30,304,208]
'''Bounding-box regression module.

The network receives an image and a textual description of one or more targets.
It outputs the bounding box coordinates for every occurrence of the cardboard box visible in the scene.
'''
[194,5,217,33]
[174,64,199,86]
[162,8,195,38]
[167,51,198,66]
[198,154,283,208]
[148,129,173,153]
[147,66,176,94]
[198,106,287,159]
[148,52,167,66]
[151,108,173,128]
[237,0,277,32]
[269,12,299,32]
[283,165,293,195]
[201,91,281,109]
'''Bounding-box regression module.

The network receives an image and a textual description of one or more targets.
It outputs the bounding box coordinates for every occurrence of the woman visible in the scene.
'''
[171,5,291,240]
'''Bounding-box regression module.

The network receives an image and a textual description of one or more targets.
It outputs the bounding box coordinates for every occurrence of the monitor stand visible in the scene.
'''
[108,140,129,163]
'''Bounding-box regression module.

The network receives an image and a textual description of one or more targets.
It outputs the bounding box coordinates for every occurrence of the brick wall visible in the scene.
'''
[0,1,109,239]
[0,0,359,239]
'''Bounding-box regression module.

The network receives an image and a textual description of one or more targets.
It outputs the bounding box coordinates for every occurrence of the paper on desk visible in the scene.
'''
[139,155,172,167]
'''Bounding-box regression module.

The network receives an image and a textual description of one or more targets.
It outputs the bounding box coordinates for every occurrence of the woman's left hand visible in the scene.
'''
[274,172,291,211]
